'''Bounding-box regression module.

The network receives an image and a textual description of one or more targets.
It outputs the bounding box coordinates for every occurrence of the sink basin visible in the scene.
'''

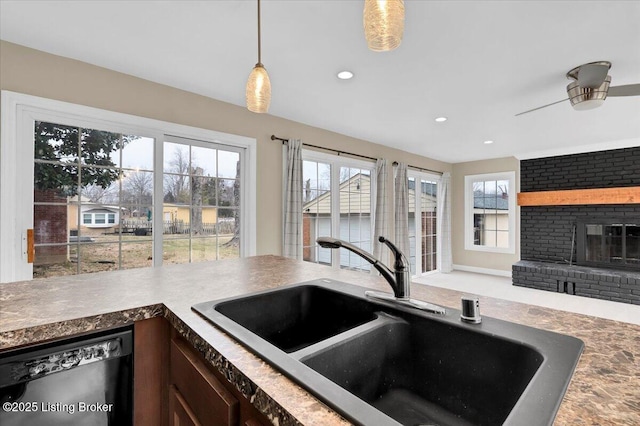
[214,284,377,352]
[192,279,584,426]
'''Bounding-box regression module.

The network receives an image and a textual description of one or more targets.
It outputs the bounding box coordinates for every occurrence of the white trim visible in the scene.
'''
[453,264,512,278]
[407,170,441,277]
[515,138,640,160]
[0,90,257,283]
[464,171,516,255]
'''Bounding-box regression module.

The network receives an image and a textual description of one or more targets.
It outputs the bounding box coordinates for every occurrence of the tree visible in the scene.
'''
[122,171,153,217]
[34,121,134,195]
[163,147,190,203]
[81,183,118,204]
[223,161,241,247]
[191,167,205,234]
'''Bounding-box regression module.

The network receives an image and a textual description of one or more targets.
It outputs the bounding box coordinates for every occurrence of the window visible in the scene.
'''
[464,172,516,254]
[32,121,153,278]
[0,91,257,283]
[408,172,439,276]
[301,150,374,273]
[162,136,242,264]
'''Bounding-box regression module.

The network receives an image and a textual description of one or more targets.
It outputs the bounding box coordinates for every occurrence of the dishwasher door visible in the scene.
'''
[0,326,133,426]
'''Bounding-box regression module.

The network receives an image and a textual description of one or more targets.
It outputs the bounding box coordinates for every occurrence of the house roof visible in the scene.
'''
[84,208,118,214]
[473,192,509,210]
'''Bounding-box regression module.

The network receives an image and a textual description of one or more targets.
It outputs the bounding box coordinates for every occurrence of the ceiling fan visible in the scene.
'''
[516,61,640,116]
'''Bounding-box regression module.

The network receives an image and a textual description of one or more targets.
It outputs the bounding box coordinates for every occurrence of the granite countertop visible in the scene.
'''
[1,255,638,425]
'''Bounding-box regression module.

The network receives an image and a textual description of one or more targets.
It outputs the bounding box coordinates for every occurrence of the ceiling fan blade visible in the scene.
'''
[515,99,569,116]
[577,63,609,89]
[608,84,640,97]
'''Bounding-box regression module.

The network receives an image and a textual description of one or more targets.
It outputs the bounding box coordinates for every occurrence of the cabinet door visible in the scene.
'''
[169,385,201,426]
[170,339,239,425]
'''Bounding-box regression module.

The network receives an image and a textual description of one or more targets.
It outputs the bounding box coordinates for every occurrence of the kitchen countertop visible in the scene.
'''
[1,255,638,425]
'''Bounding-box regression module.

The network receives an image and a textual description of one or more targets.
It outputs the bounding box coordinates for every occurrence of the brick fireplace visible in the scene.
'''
[513,147,640,305]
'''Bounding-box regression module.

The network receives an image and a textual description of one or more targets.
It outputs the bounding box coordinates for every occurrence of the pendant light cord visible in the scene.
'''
[257,0,262,65]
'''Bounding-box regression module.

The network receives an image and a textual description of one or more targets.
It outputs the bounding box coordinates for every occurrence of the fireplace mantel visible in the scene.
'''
[517,186,640,206]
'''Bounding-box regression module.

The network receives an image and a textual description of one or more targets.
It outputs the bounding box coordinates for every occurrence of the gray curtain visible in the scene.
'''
[394,162,410,259]
[283,139,303,260]
[437,172,453,272]
[371,159,388,273]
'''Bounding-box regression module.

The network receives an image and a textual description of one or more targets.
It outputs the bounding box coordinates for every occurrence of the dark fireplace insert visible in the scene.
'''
[576,218,640,270]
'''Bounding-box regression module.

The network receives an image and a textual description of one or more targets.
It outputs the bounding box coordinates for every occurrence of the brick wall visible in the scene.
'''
[421,211,437,272]
[521,146,640,191]
[302,213,311,261]
[520,147,640,262]
[516,147,640,305]
[514,260,640,305]
[34,189,68,265]
[521,205,640,263]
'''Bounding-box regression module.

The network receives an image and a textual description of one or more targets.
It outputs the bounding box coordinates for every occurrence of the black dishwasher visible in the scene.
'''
[0,325,133,426]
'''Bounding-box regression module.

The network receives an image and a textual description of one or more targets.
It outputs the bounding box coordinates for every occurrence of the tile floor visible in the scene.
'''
[413,270,640,325]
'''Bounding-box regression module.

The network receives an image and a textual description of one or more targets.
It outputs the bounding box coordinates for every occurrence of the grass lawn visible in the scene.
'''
[33,234,238,279]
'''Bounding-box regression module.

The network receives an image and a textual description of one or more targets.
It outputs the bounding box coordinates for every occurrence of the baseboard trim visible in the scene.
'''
[452,264,512,278]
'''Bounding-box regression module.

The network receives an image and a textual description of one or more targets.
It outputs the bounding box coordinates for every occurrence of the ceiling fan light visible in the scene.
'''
[566,76,610,111]
[246,64,271,113]
[363,0,405,52]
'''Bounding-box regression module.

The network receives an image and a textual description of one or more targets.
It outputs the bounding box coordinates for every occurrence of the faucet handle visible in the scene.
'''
[378,236,409,270]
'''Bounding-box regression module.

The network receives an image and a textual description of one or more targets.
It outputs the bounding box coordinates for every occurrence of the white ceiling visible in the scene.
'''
[1,0,639,163]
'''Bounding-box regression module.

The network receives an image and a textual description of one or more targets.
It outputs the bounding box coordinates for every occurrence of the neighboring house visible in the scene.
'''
[473,192,510,248]
[81,208,119,228]
[303,174,437,271]
[162,203,217,224]
[162,203,218,235]
[67,196,120,232]
[302,173,372,268]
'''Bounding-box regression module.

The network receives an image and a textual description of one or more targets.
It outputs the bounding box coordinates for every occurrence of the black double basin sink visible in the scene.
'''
[192,279,584,426]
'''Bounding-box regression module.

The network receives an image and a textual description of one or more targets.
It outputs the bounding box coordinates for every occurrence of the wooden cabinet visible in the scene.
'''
[170,338,239,426]
[134,317,170,426]
[133,318,270,426]
[169,385,201,426]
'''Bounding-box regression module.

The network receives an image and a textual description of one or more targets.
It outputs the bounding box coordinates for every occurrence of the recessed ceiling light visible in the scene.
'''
[337,71,354,80]
[434,117,447,122]
[484,140,494,144]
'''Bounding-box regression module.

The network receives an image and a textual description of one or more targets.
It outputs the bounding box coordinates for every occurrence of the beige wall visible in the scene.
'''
[0,41,451,257]
[451,157,520,272]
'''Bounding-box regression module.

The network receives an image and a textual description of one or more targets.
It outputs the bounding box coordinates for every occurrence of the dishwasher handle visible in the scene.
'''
[0,328,132,387]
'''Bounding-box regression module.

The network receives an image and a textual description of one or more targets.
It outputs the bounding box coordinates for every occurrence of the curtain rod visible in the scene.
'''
[392,161,443,176]
[271,135,443,175]
[271,135,377,162]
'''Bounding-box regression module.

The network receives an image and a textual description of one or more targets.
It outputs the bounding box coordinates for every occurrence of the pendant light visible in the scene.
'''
[363,0,405,52]
[246,0,271,113]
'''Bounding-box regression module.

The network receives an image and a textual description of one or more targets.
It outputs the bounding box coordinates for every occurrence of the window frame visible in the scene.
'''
[94,213,106,224]
[464,171,516,254]
[163,134,245,263]
[0,90,257,283]
[299,149,376,271]
[407,170,441,277]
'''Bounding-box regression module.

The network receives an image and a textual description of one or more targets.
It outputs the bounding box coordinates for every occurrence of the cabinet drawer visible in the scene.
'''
[170,339,239,426]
